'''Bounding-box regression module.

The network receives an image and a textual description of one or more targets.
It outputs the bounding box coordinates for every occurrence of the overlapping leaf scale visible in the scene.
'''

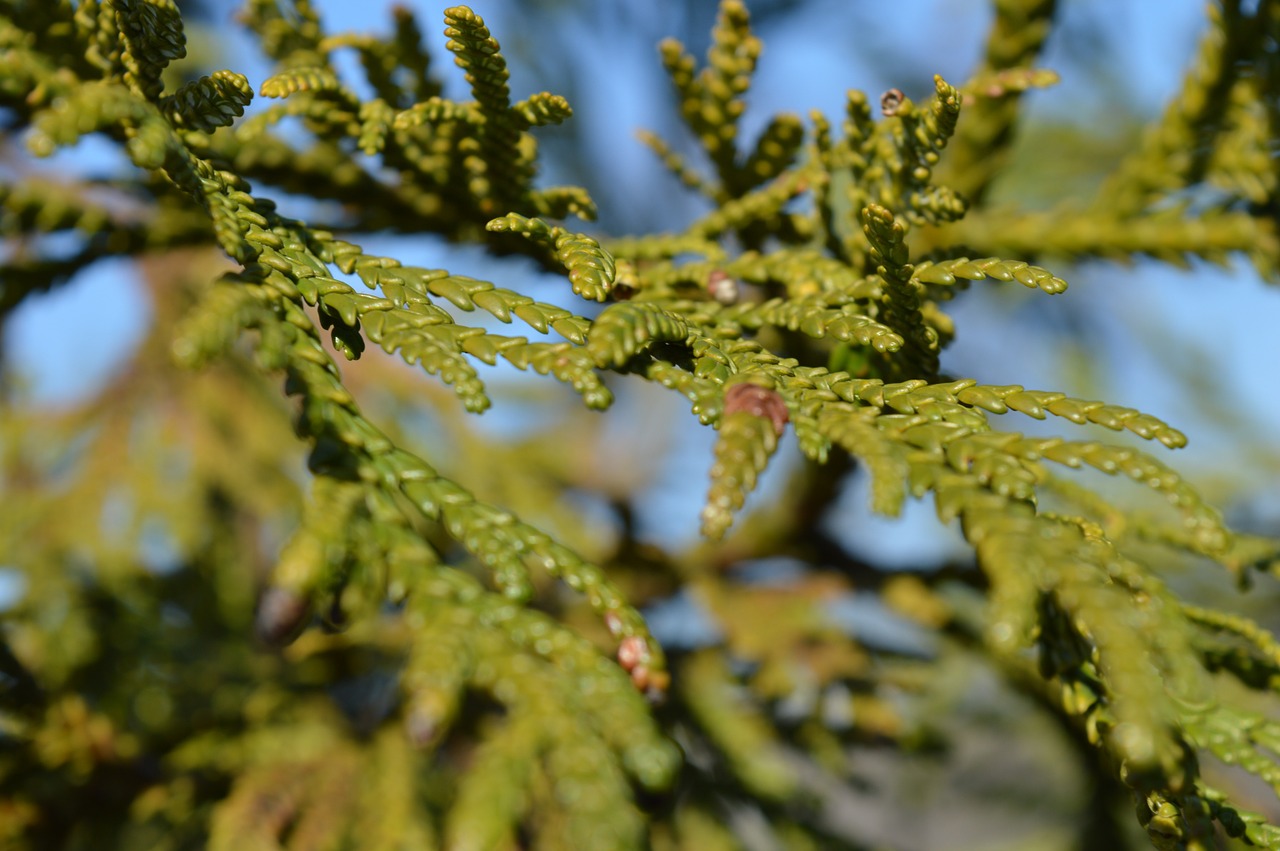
[208,751,360,851]
[913,255,1068,295]
[655,0,760,196]
[861,204,941,378]
[933,473,1209,786]
[442,685,646,851]
[813,375,1187,448]
[813,405,909,516]
[605,231,728,264]
[161,69,252,133]
[720,296,903,353]
[401,597,475,751]
[227,287,669,694]
[636,128,720,198]
[115,0,186,100]
[404,573,679,781]
[177,229,632,639]
[0,178,116,235]
[428,591,673,850]
[26,77,259,263]
[1137,782,1273,849]
[808,91,876,262]
[941,0,1057,205]
[1188,705,1280,806]
[741,113,806,187]
[349,728,435,850]
[171,275,276,367]
[387,5,440,103]
[392,96,480,131]
[744,248,881,300]
[200,715,437,849]
[896,408,1224,554]
[787,363,1231,791]
[885,75,967,224]
[688,168,812,240]
[355,97,395,154]
[680,650,800,803]
[701,406,782,540]
[251,233,611,411]
[486,213,615,301]
[441,5,537,213]
[1183,604,1280,686]
[255,476,366,646]
[237,0,326,67]
[236,87,360,143]
[510,91,574,129]
[587,303,694,369]
[1047,547,1197,773]
[443,712,542,851]
[413,491,651,638]
[961,67,1061,99]
[787,366,1228,560]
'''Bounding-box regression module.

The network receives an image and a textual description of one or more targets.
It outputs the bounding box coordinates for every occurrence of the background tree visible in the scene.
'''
[2,1,1280,849]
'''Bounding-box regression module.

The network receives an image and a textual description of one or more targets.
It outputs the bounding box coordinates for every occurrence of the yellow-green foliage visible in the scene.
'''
[2,1,1280,849]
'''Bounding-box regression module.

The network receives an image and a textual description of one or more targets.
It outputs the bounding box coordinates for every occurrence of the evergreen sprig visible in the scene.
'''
[4,1,1280,849]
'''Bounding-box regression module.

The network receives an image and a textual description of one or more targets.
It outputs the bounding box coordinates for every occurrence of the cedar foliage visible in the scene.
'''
[2,1,1280,849]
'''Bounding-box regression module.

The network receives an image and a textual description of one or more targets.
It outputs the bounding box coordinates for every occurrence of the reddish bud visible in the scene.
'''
[617,635,648,671]
[723,382,789,436]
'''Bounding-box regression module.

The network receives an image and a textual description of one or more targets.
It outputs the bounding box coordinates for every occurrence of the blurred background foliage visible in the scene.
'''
[3,1,1280,850]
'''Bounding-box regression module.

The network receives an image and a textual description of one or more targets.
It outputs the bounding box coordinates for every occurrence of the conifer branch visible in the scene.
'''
[6,1,1280,846]
[1098,0,1271,218]
[943,0,1058,206]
